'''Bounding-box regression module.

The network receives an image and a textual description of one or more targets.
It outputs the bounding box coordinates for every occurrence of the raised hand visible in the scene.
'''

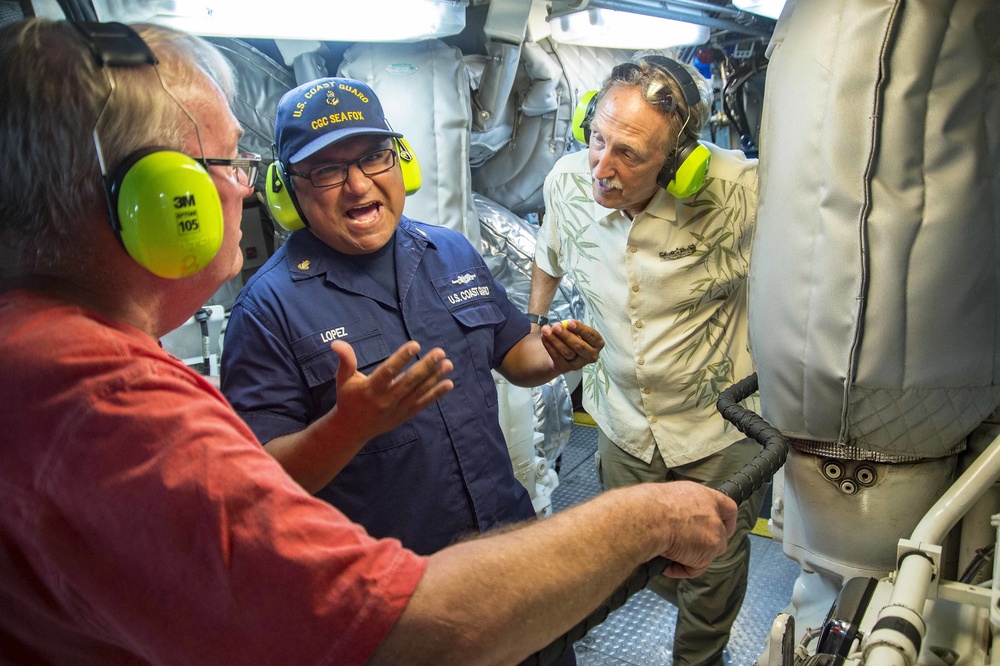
[278,340,455,492]
[326,339,454,444]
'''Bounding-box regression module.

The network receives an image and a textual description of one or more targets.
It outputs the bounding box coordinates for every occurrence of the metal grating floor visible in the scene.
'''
[551,423,801,666]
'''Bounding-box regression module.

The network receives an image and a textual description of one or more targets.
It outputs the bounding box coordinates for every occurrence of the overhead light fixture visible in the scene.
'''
[549,7,709,50]
[93,0,468,42]
[732,0,787,20]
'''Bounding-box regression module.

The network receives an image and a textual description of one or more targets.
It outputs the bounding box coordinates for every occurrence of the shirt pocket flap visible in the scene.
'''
[291,315,391,388]
[432,267,506,328]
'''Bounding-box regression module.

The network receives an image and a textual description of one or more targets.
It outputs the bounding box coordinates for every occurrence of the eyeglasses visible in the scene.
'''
[198,151,262,187]
[287,147,397,189]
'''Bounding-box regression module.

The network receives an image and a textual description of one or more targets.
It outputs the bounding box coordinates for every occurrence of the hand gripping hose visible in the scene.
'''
[521,373,788,666]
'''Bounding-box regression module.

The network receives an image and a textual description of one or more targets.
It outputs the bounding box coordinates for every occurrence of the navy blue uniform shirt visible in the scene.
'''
[221,216,536,555]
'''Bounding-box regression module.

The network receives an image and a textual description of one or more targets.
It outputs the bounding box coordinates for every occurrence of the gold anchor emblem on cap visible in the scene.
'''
[297,259,311,270]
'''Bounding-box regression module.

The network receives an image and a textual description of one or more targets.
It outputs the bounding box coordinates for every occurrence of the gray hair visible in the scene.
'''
[594,51,712,152]
[0,19,235,272]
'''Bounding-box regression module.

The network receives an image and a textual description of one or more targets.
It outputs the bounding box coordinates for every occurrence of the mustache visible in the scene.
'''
[593,171,623,191]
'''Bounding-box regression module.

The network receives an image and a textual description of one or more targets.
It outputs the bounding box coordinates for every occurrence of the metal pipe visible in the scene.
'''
[547,0,775,38]
[859,430,1000,665]
[911,431,1000,545]
[618,0,747,17]
[551,0,746,18]
[860,555,932,666]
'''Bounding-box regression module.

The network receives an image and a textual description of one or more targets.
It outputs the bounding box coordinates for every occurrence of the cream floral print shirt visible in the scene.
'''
[536,145,759,466]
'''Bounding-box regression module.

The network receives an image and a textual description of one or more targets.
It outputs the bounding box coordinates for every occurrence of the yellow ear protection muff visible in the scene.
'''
[75,21,224,279]
[266,136,422,233]
[572,90,598,145]
[109,146,225,278]
[572,56,713,199]
[395,137,422,195]
[264,159,306,232]
[637,55,712,198]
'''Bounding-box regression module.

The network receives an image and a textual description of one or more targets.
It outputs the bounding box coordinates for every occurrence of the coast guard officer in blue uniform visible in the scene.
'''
[222,77,603,557]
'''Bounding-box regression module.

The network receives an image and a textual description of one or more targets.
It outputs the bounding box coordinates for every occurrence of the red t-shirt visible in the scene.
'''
[0,290,426,664]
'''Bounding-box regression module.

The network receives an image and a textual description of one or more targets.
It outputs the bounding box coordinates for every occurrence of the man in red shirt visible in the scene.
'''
[0,18,737,665]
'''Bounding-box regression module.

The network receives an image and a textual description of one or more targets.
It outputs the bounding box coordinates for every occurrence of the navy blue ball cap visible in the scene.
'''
[275,77,401,166]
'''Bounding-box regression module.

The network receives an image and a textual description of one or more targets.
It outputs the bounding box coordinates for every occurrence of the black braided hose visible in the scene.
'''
[521,373,788,666]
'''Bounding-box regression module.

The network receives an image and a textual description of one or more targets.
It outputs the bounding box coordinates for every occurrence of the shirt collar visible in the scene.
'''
[284,216,433,282]
[395,215,435,250]
[286,229,330,280]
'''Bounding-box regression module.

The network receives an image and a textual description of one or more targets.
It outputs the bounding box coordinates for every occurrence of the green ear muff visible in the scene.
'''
[664,142,712,198]
[265,161,306,232]
[395,137,422,196]
[110,148,224,278]
[572,90,598,145]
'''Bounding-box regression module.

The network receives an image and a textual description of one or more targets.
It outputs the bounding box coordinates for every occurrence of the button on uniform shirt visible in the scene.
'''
[535,145,760,467]
[222,217,536,555]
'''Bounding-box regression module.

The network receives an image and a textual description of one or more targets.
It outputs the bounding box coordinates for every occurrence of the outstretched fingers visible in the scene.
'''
[349,340,454,412]
[388,347,455,413]
[359,339,420,389]
[326,340,454,442]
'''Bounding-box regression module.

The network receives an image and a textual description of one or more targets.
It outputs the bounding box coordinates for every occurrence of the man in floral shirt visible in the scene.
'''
[529,53,764,666]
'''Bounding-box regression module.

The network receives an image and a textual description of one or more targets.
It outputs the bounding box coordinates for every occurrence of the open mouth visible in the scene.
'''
[346,202,381,222]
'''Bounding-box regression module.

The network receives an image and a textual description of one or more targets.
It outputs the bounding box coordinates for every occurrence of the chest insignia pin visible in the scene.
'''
[659,244,697,260]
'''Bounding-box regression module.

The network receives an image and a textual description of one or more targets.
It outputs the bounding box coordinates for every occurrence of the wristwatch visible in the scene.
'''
[526,313,549,326]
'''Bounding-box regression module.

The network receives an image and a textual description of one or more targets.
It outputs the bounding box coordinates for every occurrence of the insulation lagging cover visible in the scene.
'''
[749,0,1000,460]
[470,41,633,217]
